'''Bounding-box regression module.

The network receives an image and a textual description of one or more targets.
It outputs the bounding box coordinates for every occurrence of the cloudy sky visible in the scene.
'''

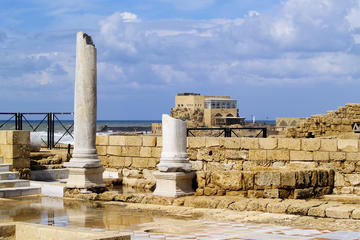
[1,0,360,120]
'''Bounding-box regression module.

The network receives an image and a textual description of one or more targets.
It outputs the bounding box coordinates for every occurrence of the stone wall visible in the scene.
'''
[0,130,30,169]
[96,136,360,195]
[286,103,360,138]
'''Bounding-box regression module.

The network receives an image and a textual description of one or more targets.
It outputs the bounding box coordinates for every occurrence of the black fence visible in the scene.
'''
[0,112,73,149]
[187,127,267,138]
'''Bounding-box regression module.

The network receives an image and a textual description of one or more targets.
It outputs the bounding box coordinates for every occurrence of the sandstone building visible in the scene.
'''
[171,93,244,127]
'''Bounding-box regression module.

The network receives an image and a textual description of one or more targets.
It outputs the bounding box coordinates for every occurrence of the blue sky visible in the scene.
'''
[1,0,360,120]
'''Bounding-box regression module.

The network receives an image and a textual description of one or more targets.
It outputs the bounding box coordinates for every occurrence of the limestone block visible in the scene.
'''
[140,147,152,157]
[227,150,248,160]
[124,136,142,146]
[263,188,279,198]
[334,172,345,187]
[187,137,205,148]
[259,138,277,150]
[249,150,266,161]
[0,131,7,145]
[330,152,346,161]
[287,201,321,216]
[107,146,122,156]
[7,131,30,145]
[241,138,259,149]
[278,138,301,150]
[122,169,141,178]
[132,158,149,168]
[266,201,290,213]
[108,156,126,168]
[224,138,241,149]
[109,136,125,146]
[346,152,360,161]
[142,136,157,147]
[301,139,320,151]
[151,147,162,158]
[255,172,280,187]
[206,137,223,147]
[294,188,314,199]
[267,150,290,161]
[320,139,337,151]
[313,152,329,161]
[343,161,356,173]
[96,146,107,156]
[149,158,158,168]
[281,171,296,187]
[143,169,156,180]
[190,160,203,171]
[122,146,140,157]
[338,139,358,152]
[156,137,162,147]
[290,151,313,161]
[345,174,360,186]
[212,171,243,191]
[351,209,360,219]
[96,135,109,146]
[326,206,355,219]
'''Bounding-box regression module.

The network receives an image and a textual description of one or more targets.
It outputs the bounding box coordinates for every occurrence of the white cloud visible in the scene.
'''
[159,0,215,10]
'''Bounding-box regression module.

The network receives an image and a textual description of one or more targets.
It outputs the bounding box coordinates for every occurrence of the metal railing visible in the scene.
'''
[0,112,73,149]
[186,127,267,138]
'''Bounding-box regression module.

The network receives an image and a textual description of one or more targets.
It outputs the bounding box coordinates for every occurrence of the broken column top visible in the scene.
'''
[77,32,95,47]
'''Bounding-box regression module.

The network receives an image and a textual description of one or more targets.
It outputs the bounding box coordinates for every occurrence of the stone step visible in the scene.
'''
[321,194,360,204]
[0,164,12,172]
[0,172,19,180]
[0,179,30,188]
[0,186,40,198]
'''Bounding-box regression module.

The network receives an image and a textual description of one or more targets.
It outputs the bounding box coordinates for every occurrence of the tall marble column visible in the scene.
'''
[64,32,105,189]
[153,114,194,197]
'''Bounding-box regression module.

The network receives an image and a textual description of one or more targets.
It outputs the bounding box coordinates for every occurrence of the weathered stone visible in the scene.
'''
[213,171,243,191]
[241,138,259,149]
[109,136,125,146]
[290,151,313,161]
[122,146,140,157]
[107,146,122,156]
[301,139,320,151]
[229,199,250,211]
[346,174,360,186]
[330,152,346,161]
[294,188,314,199]
[255,172,280,187]
[187,137,206,148]
[326,206,355,219]
[338,139,358,152]
[320,139,337,151]
[266,201,290,213]
[351,208,360,219]
[139,147,152,157]
[142,136,157,147]
[287,200,321,216]
[281,171,296,188]
[96,135,109,146]
[313,152,329,161]
[248,150,266,161]
[206,137,223,147]
[267,150,290,161]
[224,138,241,149]
[278,138,301,150]
[204,187,217,196]
[263,188,279,198]
[259,138,277,150]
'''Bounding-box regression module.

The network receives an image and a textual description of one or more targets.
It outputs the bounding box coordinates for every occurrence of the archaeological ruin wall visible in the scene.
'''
[286,103,360,138]
[96,135,360,196]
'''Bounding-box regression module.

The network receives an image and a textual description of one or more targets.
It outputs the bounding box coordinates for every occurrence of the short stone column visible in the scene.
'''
[153,114,194,197]
[64,32,105,189]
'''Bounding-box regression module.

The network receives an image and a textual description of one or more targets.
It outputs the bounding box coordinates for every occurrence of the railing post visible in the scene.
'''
[263,128,267,138]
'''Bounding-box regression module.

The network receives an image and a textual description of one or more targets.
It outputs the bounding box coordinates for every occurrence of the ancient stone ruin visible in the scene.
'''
[64,32,105,189]
[153,114,194,197]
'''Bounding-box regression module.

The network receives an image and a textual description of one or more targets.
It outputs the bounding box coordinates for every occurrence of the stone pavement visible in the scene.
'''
[125,219,360,240]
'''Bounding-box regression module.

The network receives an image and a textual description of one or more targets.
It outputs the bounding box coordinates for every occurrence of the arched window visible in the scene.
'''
[226,113,234,117]
[279,120,287,127]
[215,113,222,118]
[290,120,297,126]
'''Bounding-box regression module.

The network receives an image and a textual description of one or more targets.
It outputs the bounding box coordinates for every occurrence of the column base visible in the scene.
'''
[66,166,105,189]
[153,171,195,198]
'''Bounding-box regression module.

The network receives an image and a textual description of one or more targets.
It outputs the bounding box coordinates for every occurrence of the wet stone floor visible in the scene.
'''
[0,196,360,240]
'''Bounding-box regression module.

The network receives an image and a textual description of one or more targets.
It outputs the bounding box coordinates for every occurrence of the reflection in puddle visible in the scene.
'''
[0,196,174,231]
